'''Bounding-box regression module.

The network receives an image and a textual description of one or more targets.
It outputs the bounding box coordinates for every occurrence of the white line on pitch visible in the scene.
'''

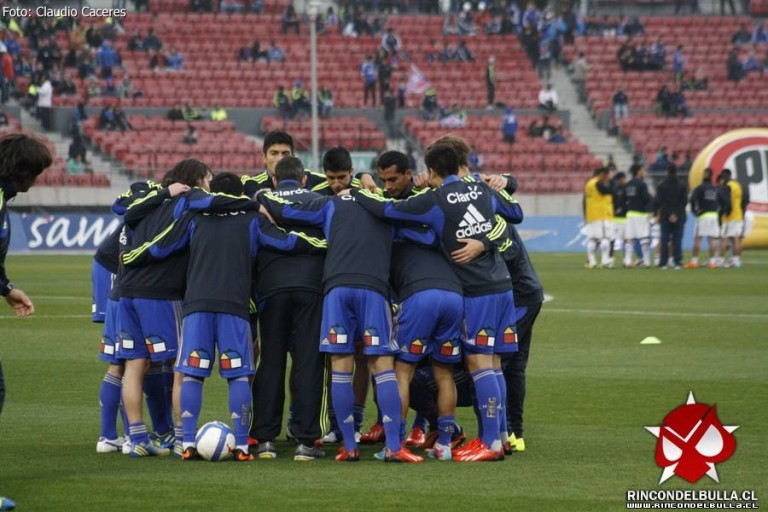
[0,314,91,320]
[545,307,768,320]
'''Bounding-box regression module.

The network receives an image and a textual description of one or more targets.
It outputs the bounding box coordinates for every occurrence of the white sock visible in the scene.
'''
[641,240,651,266]
[599,239,611,265]
[624,241,633,266]
[587,240,597,266]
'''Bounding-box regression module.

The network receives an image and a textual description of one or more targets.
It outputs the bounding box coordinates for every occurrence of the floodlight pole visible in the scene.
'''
[309,2,320,170]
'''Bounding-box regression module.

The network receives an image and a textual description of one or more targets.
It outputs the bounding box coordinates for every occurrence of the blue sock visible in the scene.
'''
[228,377,251,449]
[331,371,356,452]
[129,421,149,445]
[437,415,456,447]
[353,403,365,433]
[162,363,174,430]
[373,370,402,453]
[144,365,170,435]
[495,369,508,442]
[99,372,122,440]
[411,411,428,431]
[471,369,501,450]
[400,419,407,442]
[180,376,203,445]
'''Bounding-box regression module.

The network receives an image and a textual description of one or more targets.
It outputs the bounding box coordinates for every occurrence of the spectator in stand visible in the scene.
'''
[538,82,558,111]
[682,68,708,91]
[426,39,441,63]
[118,76,142,99]
[484,57,496,109]
[612,87,629,126]
[382,87,396,137]
[77,49,95,80]
[251,0,264,13]
[572,51,589,102]
[96,41,118,79]
[143,29,163,53]
[617,39,634,71]
[266,41,285,63]
[37,78,53,131]
[522,2,542,31]
[537,39,553,80]
[675,0,700,14]
[720,0,736,15]
[361,55,377,107]
[290,80,311,118]
[149,50,168,70]
[650,146,670,173]
[168,102,184,121]
[114,105,132,132]
[439,43,455,63]
[325,7,338,30]
[376,49,393,102]
[30,62,46,88]
[381,27,402,54]
[439,102,467,129]
[69,133,88,163]
[67,154,85,175]
[443,13,460,36]
[36,37,58,73]
[282,5,300,36]
[98,105,117,130]
[318,86,333,117]
[0,46,13,105]
[753,22,768,44]
[501,107,518,144]
[455,40,474,62]
[15,56,32,78]
[457,7,476,36]
[397,77,406,108]
[649,38,667,70]
[726,49,744,81]
[669,85,690,118]
[182,122,198,144]
[623,16,644,36]
[672,45,685,84]
[548,126,567,144]
[56,73,77,96]
[422,86,438,121]
[220,0,245,13]
[211,105,228,121]
[128,30,145,52]
[528,117,543,137]
[742,50,761,75]
[182,102,201,121]
[274,85,292,121]
[242,40,267,62]
[732,24,752,46]
[166,47,184,71]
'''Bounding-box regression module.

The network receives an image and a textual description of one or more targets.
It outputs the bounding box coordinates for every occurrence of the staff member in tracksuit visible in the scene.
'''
[350,144,523,462]
[250,157,328,461]
[258,151,424,464]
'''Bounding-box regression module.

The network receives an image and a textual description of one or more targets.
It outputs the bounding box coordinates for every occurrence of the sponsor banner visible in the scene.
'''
[7,212,120,252]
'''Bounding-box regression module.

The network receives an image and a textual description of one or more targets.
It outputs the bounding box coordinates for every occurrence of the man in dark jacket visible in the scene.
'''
[653,165,688,269]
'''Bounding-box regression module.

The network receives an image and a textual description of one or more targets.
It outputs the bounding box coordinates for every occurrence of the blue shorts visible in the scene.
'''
[91,260,113,323]
[99,298,123,365]
[396,289,463,364]
[176,312,255,379]
[464,290,519,355]
[320,287,396,356]
[116,297,181,362]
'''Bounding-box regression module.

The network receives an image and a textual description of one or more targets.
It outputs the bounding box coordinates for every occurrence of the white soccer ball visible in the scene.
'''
[195,421,236,462]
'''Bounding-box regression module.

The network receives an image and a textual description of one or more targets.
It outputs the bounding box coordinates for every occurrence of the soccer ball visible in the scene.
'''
[195,421,235,462]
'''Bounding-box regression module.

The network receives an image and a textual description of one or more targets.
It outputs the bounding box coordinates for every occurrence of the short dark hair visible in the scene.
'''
[721,168,732,178]
[629,164,643,177]
[424,144,459,177]
[0,134,53,183]
[167,158,211,187]
[263,131,294,153]
[703,167,713,182]
[593,167,609,176]
[210,172,243,195]
[275,156,306,183]
[427,134,470,167]
[666,164,678,176]
[323,146,352,172]
[377,150,410,173]
[614,171,626,181]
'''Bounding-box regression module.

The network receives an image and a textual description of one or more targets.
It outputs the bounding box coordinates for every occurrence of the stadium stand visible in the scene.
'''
[261,116,387,150]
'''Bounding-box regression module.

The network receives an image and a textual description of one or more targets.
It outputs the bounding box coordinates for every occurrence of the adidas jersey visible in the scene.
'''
[120,188,259,300]
[351,175,522,297]
[122,209,323,320]
[255,180,327,300]
[258,192,394,298]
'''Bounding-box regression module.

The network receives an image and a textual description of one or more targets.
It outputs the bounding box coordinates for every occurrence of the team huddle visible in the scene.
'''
[582,164,751,270]
[91,131,544,463]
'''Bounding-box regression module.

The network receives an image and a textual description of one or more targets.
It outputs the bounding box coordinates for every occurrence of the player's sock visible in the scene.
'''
[162,363,174,430]
[586,240,597,266]
[495,369,509,444]
[99,372,122,440]
[128,421,150,446]
[180,376,204,448]
[599,239,611,265]
[471,369,501,451]
[411,412,428,431]
[373,370,403,453]
[331,371,357,452]
[689,256,699,264]
[641,240,651,266]
[623,241,633,266]
[228,376,251,452]
[437,415,455,447]
[400,419,407,443]
[144,364,170,435]
[353,403,365,434]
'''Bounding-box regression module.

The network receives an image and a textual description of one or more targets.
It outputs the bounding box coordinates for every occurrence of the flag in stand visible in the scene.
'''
[406,64,430,94]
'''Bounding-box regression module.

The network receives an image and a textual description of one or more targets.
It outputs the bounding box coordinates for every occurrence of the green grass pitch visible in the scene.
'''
[0,253,766,511]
